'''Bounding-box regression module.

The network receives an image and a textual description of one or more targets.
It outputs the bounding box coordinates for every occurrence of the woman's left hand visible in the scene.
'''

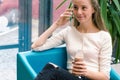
[72,59,87,77]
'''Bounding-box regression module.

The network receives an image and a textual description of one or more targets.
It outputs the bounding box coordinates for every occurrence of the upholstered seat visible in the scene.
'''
[17,47,120,80]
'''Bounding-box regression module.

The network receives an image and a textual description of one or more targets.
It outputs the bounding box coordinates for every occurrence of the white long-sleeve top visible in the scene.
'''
[34,26,112,78]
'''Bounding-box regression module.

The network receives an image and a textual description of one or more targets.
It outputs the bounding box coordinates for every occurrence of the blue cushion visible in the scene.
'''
[17,47,67,80]
[110,68,120,80]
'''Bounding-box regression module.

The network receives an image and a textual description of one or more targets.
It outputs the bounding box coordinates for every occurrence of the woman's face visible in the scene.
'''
[72,0,94,24]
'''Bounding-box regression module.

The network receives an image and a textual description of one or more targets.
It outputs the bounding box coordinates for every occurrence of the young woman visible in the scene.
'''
[32,0,112,80]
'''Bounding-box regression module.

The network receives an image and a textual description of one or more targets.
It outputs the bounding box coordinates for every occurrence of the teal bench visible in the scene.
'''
[17,47,120,80]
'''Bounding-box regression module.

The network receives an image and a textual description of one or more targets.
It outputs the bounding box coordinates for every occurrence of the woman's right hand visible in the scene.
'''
[54,9,73,27]
[31,9,73,49]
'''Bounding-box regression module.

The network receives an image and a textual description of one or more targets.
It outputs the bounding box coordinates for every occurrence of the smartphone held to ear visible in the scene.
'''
[70,12,73,21]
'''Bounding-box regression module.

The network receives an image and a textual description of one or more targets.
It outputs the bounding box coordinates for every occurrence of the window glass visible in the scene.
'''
[0,0,19,46]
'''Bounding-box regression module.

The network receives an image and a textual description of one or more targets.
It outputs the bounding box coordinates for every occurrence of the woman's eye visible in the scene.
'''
[82,6,87,10]
[73,6,78,10]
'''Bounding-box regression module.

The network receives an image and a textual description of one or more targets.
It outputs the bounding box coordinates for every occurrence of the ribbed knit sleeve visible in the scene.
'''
[33,27,69,51]
[99,32,112,79]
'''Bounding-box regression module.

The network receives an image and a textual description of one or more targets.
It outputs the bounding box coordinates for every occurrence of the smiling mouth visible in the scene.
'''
[77,17,84,20]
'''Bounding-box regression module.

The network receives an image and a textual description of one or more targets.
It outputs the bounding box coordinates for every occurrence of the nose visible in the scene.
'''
[77,8,82,15]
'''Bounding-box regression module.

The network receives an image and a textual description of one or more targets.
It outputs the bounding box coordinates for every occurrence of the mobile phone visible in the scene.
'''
[70,12,73,21]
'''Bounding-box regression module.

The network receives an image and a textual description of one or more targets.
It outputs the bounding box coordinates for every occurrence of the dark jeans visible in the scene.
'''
[34,63,90,80]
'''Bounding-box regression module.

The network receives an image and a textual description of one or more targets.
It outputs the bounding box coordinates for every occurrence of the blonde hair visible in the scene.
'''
[73,0,107,31]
